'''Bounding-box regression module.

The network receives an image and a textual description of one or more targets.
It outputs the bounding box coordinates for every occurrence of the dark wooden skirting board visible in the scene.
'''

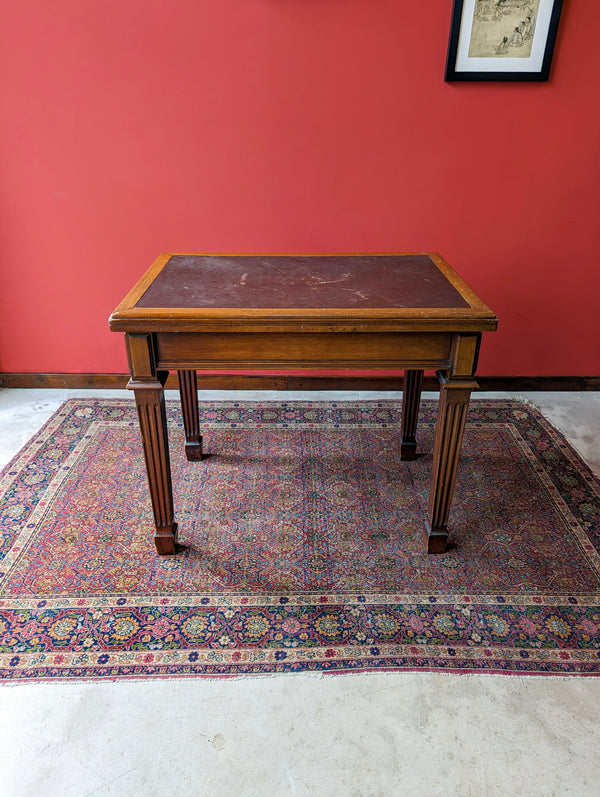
[1,373,599,391]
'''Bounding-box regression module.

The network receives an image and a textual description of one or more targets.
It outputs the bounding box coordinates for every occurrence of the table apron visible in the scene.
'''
[154,331,454,370]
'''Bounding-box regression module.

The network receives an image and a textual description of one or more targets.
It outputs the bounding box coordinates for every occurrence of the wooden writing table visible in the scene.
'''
[109,253,497,555]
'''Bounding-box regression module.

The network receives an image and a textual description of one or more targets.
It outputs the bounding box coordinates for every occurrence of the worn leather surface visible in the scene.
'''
[135,254,469,309]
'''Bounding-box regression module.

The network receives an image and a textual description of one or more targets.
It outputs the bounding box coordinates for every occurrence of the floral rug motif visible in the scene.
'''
[1,398,599,681]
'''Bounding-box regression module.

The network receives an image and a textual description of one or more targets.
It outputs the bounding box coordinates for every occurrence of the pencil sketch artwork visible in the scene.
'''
[468,0,540,57]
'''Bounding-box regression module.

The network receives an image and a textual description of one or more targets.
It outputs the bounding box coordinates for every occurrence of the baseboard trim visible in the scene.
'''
[1,373,599,391]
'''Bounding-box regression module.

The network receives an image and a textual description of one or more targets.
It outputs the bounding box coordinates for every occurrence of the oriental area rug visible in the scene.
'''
[1,398,599,682]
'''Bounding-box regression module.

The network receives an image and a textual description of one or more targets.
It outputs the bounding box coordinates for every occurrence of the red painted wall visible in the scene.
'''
[1,0,598,376]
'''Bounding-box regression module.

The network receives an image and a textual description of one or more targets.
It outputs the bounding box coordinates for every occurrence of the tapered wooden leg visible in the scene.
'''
[131,378,177,555]
[177,369,203,461]
[400,369,423,460]
[425,376,475,553]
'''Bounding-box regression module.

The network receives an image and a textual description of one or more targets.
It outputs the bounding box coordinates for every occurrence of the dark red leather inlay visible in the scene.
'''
[135,255,470,309]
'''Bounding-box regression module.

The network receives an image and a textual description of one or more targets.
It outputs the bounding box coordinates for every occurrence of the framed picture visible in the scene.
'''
[445,0,564,81]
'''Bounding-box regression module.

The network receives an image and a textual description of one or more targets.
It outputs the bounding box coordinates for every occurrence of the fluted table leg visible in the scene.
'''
[424,334,481,553]
[129,372,177,555]
[400,369,424,460]
[425,375,476,553]
[178,369,203,461]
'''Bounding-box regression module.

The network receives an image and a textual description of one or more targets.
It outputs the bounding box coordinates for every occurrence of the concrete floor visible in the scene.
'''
[0,389,599,797]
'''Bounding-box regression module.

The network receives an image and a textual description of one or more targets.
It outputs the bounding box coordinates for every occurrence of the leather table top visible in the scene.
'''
[135,254,470,310]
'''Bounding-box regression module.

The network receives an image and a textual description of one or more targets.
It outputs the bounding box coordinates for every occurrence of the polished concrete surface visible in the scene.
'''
[1,389,599,796]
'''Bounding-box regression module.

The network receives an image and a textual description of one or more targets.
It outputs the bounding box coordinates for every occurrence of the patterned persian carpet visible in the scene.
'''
[1,398,599,681]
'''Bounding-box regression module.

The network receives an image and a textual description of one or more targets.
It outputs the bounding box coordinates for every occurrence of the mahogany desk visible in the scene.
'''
[109,253,497,555]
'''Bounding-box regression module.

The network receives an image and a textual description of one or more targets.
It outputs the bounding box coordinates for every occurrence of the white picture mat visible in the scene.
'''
[455,0,555,72]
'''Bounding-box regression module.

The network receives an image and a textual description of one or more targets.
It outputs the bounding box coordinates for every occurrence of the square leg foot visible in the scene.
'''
[184,441,203,461]
[400,441,418,461]
[154,522,178,555]
[423,520,449,554]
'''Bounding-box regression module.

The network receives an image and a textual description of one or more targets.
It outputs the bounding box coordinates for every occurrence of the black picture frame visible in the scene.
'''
[445,0,564,81]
